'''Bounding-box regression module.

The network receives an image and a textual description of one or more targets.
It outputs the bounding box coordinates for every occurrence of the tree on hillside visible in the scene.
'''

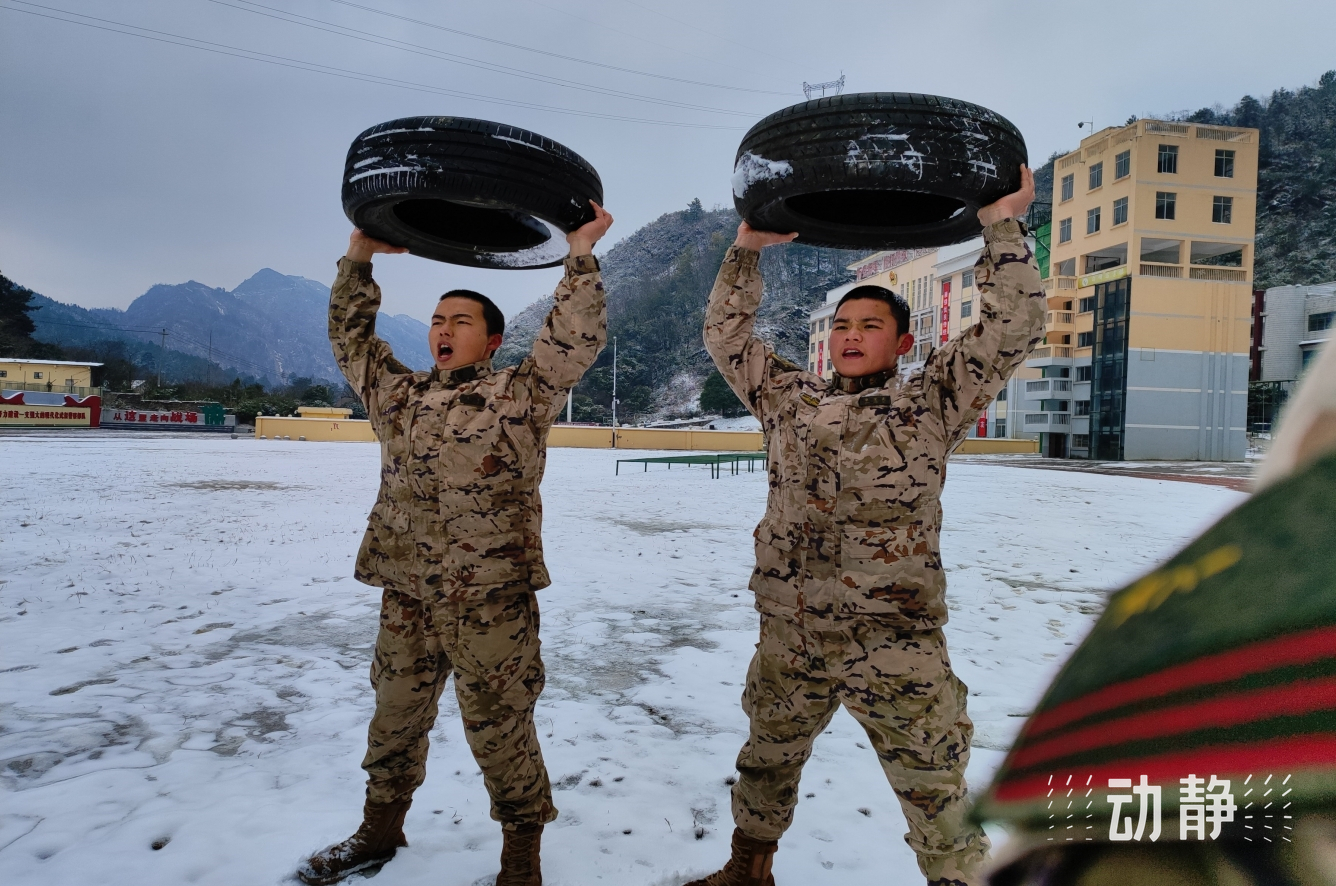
[699,370,747,417]
[0,272,63,359]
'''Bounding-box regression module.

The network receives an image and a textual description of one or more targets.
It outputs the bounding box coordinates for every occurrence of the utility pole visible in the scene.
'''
[611,336,618,430]
[566,389,572,423]
[158,328,168,388]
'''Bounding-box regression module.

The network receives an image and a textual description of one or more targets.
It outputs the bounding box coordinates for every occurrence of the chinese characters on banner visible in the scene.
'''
[1106,774,1239,842]
[0,408,89,423]
[977,414,988,438]
[940,280,951,345]
[817,340,825,375]
[107,410,200,425]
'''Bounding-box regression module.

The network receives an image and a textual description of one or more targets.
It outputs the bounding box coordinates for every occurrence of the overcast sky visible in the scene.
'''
[2,0,1333,323]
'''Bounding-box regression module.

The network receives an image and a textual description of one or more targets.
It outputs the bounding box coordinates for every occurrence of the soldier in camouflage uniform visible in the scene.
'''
[298,203,614,886]
[689,170,1045,886]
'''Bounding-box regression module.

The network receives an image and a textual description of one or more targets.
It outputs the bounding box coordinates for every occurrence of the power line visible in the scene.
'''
[203,0,758,117]
[37,318,276,374]
[614,0,803,75]
[318,0,794,97]
[0,2,750,130]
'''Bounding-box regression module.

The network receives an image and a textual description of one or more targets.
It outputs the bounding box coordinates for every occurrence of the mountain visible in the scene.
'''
[31,269,433,385]
[497,200,869,422]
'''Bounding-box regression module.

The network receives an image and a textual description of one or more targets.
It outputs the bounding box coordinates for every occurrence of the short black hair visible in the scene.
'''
[438,289,505,339]
[835,285,910,338]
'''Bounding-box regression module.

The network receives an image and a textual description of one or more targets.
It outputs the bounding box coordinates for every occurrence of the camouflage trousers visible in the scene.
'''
[732,614,990,886]
[361,588,555,829]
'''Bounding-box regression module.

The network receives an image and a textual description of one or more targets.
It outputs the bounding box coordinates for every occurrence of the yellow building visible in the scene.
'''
[0,358,101,396]
[1037,118,1258,459]
[808,240,1038,441]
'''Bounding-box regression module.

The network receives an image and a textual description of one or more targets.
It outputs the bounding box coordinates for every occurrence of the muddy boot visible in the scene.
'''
[495,823,543,886]
[297,799,411,885]
[685,828,778,886]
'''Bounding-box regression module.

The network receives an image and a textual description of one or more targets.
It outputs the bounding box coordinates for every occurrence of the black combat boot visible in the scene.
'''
[685,828,778,886]
[297,799,411,885]
[496,823,544,886]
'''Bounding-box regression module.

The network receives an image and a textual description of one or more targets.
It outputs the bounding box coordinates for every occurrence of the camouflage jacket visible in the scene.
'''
[705,219,1045,629]
[329,254,606,602]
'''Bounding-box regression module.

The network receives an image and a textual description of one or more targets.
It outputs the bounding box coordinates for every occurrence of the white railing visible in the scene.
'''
[1052,276,1077,290]
[1190,267,1248,282]
[1140,263,1183,278]
[1052,380,1072,392]
[1196,127,1251,142]
[1050,413,1072,425]
[1025,413,1049,425]
[1047,312,1075,325]
[1026,380,1050,393]
[1145,122,1189,136]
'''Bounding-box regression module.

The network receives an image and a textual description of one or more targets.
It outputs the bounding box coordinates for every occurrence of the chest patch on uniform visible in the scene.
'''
[457,393,487,409]
[800,393,821,408]
[858,395,892,407]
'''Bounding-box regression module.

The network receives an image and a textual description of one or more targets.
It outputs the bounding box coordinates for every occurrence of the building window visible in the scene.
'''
[0,370,6,378]
[960,300,973,319]
[818,319,825,332]
[1059,217,1072,243]
[1076,365,1093,382]
[996,387,1007,401]
[1078,331,1095,348]
[1302,349,1319,370]
[1040,399,1070,413]
[1078,296,1096,314]
[1074,400,1092,416]
[1041,366,1070,378]
[995,420,1007,438]
[1089,162,1103,190]
[809,341,815,353]
[1061,174,1074,202]
[1310,312,1335,333]
[1215,149,1235,178]
[1113,197,1129,226]
[1158,144,1179,174]
[961,270,974,289]
[1087,206,1101,234]
[1115,150,1131,180]
[1155,191,1176,220]
[32,372,43,379]
[1055,258,1076,277]
[1212,196,1233,224]
[1073,434,1091,449]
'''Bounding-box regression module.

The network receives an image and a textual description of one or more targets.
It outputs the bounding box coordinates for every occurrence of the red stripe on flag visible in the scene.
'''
[993,734,1336,803]
[1011,676,1336,770]
[1025,625,1336,739]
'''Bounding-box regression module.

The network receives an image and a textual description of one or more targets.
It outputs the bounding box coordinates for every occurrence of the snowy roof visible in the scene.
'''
[0,358,104,366]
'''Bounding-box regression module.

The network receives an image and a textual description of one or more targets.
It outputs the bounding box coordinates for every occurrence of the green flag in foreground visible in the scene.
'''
[976,451,1336,833]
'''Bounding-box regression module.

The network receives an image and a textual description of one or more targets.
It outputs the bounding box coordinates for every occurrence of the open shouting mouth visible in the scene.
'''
[437,343,453,361]
[842,348,865,359]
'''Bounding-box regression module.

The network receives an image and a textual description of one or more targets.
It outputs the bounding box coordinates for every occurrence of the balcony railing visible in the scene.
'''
[1024,413,1049,425]
[1190,267,1249,282]
[0,382,102,398]
[1145,121,1189,136]
[1025,379,1073,394]
[1050,413,1072,425]
[1140,263,1183,278]
[1052,276,1077,290]
[1047,312,1075,325]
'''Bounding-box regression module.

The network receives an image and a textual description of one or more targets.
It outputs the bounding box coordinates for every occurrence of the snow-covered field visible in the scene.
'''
[0,435,1245,886]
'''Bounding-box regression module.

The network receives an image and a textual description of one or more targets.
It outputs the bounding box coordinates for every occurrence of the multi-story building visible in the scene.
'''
[1256,282,1336,388]
[807,238,1038,441]
[1037,118,1259,460]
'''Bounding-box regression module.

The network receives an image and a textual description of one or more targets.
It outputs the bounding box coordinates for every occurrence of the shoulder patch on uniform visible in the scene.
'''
[858,395,892,407]
[457,393,487,409]
[385,356,413,375]
[769,354,802,375]
[800,392,821,408]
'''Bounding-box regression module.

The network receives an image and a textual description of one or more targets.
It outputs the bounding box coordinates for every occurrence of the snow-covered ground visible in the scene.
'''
[0,435,1245,886]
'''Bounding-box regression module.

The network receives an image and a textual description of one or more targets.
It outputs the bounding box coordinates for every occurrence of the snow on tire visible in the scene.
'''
[341,117,603,270]
[733,93,1028,249]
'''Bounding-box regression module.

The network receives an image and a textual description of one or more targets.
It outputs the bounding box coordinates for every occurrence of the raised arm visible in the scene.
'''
[923,169,1047,442]
[519,202,614,429]
[703,223,798,422]
[328,230,413,422]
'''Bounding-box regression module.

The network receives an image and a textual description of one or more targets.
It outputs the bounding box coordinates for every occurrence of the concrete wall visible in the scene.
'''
[1123,348,1247,460]
[611,428,764,451]
[255,415,376,442]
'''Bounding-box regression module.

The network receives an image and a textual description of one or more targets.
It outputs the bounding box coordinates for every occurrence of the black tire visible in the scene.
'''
[733,93,1028,249]
[342,117,603,269]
